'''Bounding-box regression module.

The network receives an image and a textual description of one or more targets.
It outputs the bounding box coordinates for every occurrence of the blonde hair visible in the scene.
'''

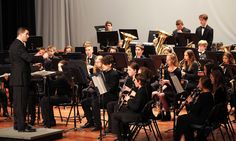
[83,41,93,48]
[198,40,208,47]
[167,53,179,67]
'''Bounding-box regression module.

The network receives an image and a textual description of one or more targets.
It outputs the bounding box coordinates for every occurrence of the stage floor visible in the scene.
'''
[0,106,236,141]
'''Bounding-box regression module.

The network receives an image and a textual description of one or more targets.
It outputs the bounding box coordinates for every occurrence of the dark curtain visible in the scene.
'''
[0,0,35,51]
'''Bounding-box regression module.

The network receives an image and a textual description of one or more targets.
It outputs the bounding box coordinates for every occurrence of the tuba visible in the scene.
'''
[153,30,170,55]
[121,32,137,61]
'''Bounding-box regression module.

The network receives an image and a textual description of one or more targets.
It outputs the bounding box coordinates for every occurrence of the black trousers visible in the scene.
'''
[107,100,119,130]
[13,86,29,130]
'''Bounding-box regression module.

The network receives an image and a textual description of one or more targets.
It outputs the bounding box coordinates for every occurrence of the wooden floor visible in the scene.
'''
[0,106,236,141]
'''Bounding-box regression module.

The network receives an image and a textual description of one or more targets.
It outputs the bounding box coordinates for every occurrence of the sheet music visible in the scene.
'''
[170,74,184,94]
[31,70,56,77]
[91,74,107,95]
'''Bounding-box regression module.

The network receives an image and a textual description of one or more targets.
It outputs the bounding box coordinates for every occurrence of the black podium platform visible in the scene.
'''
[0,127,63,141]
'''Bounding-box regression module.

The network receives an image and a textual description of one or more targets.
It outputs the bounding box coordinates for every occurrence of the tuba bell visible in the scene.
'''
[153,30,171,55]
[121,32,137,61]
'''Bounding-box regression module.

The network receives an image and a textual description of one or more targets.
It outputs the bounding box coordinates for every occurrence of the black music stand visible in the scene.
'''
[130,44,156,58]
[205,51,224,65]
[62,52,86,61]
[94,25,106,32]
[119,29,139,40]
[97,31,119,47]
[148,30,157,42]
[132,58,156,74]
[149,55,167,69]
[173,47,199,61]
[26,36,43,51]
[99,52,129,71]
[175,33,197,47]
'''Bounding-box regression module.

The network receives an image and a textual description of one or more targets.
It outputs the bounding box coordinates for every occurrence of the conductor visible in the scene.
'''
[9,27,44,132]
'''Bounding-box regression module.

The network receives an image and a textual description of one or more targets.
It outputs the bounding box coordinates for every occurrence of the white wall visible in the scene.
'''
[35,0,236,49]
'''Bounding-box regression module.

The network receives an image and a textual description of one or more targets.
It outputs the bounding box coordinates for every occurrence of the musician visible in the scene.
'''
[152,53,181,121]
[105,21,113,32]
[220,52,235,83]
[195,14,214,50]
[112,73,149,140]
[44,45,59,71]
[9,27,44,132]
[106,62,139,133]
[134,44,146,59]
[174,76,214,141]
[108,46,119,53]
[173,19,191,37]
[63,45,73,54]
[203,62,214,77]
[40,60,73,128]
[180,49,199,93]
[198,40,208,60]
[84,41,96,66]
[81,55,120,131]
[0,75,9,117]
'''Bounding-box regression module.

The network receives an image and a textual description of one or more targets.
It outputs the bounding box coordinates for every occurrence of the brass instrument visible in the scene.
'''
[186,41,194,48]
[121,32,137,61]
[176,88,200,116]
[159,63,165,93]
[218,45,231,52]
[153,30,170,55]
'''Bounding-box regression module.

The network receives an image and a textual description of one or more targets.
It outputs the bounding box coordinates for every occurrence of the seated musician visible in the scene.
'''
[198,40,208,60]
[106,62,139,133]
[134,44,146,59]
[40,60,73,128]
[180,49,199,94]
[81,55,120,131]
[84,41,96,69]
[44,45,59,70]
[108,46,119,53]
[0,74,10,117]
[63,45,73,55]
[174,76,214,141]
[111,73,149,140]
[152,53,181,121]
[220,52,235,83]
[203,62,214,77]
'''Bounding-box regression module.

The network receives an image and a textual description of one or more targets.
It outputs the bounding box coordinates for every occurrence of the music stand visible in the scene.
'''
[119,29,139,40]
[164,36,176,45]
[175,33,197,47]
[99,52,129,71]
[62,52,85,61]
[173,47,199,61]
[97,31,119,46]
[94,25,106,32]
[132,58,156,74]
[26,36,43,51]
[205,51,224,65]
[148,30,157,42]
[149,55,167,69]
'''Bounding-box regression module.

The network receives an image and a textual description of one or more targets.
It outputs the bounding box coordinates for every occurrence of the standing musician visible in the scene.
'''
[195,14,214,51]
[106,62,139,133]
[180,49,199,94]
[81,55,120,131]
[152,53,181,121]
[174,76,214,141]
[111,73,149,141]
[9,27,44,132]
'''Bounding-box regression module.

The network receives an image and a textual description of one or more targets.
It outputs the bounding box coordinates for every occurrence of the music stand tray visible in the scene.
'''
[94,25,105,32]
[176,33,197,46]
[148,30,157,42]
[119,29,139,40]
[97,31,119,46]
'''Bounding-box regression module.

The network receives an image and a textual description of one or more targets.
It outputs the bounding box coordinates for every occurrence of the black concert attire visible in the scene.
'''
[173,27,191,46]
[111,86,149,140]
[40,73,72,127]
[0,78,9,117]
[9,39,43,131]
[182,61,199,93]
[81,68,120,129]
[198,50,207,60]
[86,54,96,66]
[174,92,214,141]
[195,25,214,50]
[133,55,146,59]
[107,76,135,132]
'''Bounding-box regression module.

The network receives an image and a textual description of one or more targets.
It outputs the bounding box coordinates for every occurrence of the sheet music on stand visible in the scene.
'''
[31,70,56,77]
[170,74,184,94]
[92,74,107,95]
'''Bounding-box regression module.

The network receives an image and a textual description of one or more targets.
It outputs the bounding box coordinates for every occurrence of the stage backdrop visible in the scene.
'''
[35,0,236,50]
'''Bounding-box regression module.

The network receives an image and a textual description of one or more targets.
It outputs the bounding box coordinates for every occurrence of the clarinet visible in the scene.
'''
[176,88,201,116]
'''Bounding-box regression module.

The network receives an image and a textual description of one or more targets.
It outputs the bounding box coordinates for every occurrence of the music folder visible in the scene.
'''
[91,74,107,95]
[170,74,184,94]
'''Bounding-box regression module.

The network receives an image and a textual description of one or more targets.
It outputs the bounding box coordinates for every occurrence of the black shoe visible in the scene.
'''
[156,111,164,120]
[81,122,94,128]
[162,112,171,121]
[18,128,36,132]
[91,126,101,132]
[3,113,9,117]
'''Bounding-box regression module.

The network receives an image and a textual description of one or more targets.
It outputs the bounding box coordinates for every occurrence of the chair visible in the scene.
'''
[129,100,162,141]
[190,103,234,141]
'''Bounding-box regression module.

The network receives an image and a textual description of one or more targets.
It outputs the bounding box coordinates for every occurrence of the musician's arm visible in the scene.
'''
[184,62,198,80]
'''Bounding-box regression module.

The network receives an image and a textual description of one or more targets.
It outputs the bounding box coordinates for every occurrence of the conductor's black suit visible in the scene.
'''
[9,39,43,131]
[195,25,214,50]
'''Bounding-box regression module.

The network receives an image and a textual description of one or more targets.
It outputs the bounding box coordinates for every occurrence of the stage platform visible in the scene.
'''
[0,127,63,141]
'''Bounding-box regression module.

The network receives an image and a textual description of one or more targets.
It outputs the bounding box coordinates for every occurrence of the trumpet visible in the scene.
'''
[176,88,201,116]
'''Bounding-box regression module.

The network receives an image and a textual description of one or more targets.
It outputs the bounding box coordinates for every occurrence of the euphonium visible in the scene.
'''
[153,30,171,55]
[121,32,137,61]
